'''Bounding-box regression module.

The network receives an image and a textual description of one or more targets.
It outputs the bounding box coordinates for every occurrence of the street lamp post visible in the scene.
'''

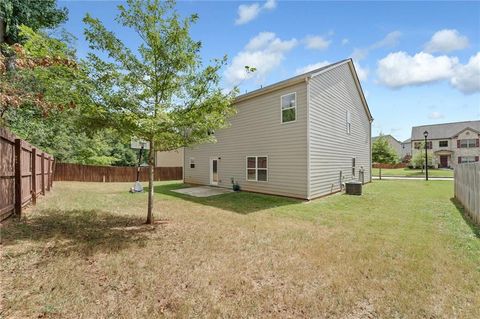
[423,130,429,181]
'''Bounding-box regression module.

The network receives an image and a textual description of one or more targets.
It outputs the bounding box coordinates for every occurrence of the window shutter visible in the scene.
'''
[476,139,479,147]
[457,140,461,148]
[476,156,479,162]
[458,157,462,164]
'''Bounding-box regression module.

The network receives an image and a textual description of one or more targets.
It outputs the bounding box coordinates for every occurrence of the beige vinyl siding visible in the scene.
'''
[184,81,308,198]
[308,63,371,199]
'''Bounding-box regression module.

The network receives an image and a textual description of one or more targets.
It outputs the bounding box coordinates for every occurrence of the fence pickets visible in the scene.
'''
[1,128,54,221]
[54,163,182,183]
[454,163,480,225]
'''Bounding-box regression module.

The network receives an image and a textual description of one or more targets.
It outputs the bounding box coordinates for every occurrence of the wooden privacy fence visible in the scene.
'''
[54,163,182,182]
[454,163,480,225]
[0,128,54,221]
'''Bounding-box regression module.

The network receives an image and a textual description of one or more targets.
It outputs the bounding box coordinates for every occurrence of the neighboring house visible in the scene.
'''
[411,120,480,168]
[184,59,373,200]
[155,148,184,167]
[401,138,411,158]
[371,135,403,159]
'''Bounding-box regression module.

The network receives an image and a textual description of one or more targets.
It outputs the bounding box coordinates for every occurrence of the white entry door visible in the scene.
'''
[210,158,219,185]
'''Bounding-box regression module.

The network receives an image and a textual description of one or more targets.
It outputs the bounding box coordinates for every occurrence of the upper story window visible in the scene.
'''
[189,158,195,169]
[246,156,268,182]
[439,140,448,147]
[346,110,351,134]
[281,93,296,123]
[414,141,432,149]
[458,139,478,148]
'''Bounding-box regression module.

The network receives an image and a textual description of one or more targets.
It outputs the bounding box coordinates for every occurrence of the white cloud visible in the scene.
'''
[225,32,297,86]
[235,0,277,25]
[372,31,402,49]
[295,61,331,75]
[235,3,261,25]
[264,0,277,10]
[377,51,458,88]
[352,48,369,61]
[353,60,369,81]
[304,35,331,50]
[350,31,401,81]
[341,38,349,45]
[450,52,480,94]
[428,112,445,119]
[424,29,469,53]
[352,31,401,61]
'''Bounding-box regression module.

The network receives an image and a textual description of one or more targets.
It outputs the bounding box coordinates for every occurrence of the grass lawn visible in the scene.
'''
[1,180,479,318]
[372,167,454,178]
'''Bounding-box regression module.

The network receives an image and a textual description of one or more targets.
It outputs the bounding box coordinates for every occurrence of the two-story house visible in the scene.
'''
[401,138,411,159]
[411,121,480,168]
[183,59,373,200]
[371,134,403,159]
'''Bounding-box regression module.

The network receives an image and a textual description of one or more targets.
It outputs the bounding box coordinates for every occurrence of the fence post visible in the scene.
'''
[41,153,45,195]
[14,139,22,217]
[31,148,37,205]
[46,157,51,191]
[50,158,55,188]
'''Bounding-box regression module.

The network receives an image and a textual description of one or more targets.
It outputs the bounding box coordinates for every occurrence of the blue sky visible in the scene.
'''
[59,0,480,141]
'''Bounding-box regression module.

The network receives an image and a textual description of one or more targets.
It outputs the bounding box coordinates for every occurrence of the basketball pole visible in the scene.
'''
[136,144,145,182]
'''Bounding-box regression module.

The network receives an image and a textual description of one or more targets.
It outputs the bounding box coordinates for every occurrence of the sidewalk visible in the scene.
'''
[373,176,453,181]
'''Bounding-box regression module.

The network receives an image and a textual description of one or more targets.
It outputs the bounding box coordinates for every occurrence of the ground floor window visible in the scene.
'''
[246,156,268,181]
[459,156,478,163]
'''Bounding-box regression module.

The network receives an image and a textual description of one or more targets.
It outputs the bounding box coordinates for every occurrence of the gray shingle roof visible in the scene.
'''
[411,120,480,140]
[371,134,401,143]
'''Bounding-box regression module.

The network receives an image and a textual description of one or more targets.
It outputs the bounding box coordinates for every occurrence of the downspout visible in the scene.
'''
[306,76,311,200]
[370,119,373,182]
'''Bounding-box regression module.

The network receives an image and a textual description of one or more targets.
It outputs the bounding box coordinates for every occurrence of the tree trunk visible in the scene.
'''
[146,140,155,224]
[379,167,382,180]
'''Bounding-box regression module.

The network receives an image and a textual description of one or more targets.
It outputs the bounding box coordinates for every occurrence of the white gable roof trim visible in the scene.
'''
[235,58,373,123]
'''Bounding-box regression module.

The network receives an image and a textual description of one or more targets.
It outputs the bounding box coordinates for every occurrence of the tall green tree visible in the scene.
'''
[0,0,68,44]
[372,135,398,179]
[6,104,139,165]
[83,0,237,224]
[1,26,83,124]
[411,142,433,172]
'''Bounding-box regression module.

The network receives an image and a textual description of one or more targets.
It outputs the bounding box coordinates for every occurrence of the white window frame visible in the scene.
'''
[459,139,476,148]
[189,157,195,169]
[346,110,351,134]
[246,156,268,182]
[280,92,297,124]
[439,140,448,147]
[460,156,476,163]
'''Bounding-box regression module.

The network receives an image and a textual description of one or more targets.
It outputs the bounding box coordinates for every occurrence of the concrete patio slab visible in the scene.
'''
[172,186,233,197]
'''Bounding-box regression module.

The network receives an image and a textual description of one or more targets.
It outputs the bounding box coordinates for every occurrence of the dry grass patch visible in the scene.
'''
[1,180,479,318]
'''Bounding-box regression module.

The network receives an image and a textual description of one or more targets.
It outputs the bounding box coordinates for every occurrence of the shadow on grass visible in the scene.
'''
[450,198,480,239]
[2,209,158,256]
[153,183,301,214]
